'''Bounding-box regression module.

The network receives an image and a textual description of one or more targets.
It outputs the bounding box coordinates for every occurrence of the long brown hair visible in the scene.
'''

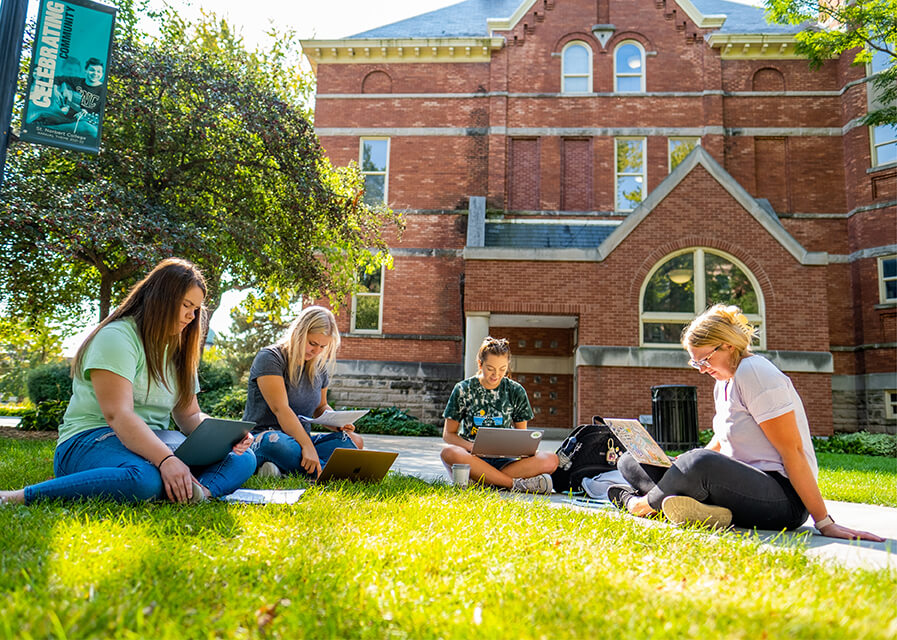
[72,258,207,409]
[277,306,340,387]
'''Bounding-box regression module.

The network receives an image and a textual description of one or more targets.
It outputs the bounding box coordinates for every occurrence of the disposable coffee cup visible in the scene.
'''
[451,463,470,488]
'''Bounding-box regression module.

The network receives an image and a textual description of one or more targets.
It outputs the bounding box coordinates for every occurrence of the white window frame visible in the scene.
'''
[866,45,896,167]
[885,390,897,419]
[639,248,766,348]
[879,255,897,303]
[561,41,592,94]
[613,40,646,93]
[359,137,390,205]
[615,137,646,211]
[350,264,384,334]
[668,137,700,172]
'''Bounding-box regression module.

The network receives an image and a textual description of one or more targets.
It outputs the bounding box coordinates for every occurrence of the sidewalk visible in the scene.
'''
[364,434,897,572]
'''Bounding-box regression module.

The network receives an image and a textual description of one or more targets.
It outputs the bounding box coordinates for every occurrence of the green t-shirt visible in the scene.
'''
[442,376,534,442]
[58,317,181,445]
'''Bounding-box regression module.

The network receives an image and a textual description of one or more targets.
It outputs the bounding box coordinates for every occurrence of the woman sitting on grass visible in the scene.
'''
[0,258,256,506]
[244,306,362,479]
[608,304,883,541]
[440,336,558,494]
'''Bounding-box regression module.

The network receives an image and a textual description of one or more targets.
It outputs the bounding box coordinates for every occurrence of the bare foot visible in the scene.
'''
[628,495,658,517]
[0,489,26,505]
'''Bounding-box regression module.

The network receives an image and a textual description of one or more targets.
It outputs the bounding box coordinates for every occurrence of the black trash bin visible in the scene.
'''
[650,385,699,450]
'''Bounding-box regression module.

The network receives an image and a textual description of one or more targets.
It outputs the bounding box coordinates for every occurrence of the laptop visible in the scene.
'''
[173,418,254,467]
[470,427,543,457]
[602,418,672,467]
[315,448,398,483]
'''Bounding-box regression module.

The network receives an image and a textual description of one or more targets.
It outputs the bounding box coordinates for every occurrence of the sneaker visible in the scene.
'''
[189,480,207,504]
[257,461,282,479]
[511,473,553,495]
[606,484,637,510]
[661,495,732,529]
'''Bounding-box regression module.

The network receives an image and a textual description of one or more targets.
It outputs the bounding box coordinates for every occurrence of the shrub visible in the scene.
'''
[355,407,440,437]
[18,400,68,431]
[208,387,248,420]
[813,432,897,458]
[197,360,236,411]
[26,363,73,404]
[0,404,34,416]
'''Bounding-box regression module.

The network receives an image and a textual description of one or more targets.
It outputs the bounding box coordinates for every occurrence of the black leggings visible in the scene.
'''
[618,449,809,530]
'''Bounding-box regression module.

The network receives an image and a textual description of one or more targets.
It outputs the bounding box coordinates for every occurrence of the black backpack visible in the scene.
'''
[551,416,627,493]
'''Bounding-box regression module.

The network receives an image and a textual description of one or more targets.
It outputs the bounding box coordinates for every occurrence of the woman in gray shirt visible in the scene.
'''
[243,306,362,478]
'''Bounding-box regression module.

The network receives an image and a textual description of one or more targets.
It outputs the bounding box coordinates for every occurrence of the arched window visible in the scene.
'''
[562,41,592,93]
[614,41,645,93]
[640,248,765,347]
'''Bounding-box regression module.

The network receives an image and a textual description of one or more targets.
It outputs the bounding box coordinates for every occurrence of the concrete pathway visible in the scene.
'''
[363,434,897,572]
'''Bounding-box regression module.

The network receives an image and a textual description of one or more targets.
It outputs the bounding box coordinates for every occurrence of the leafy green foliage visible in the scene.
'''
[813,431,897,457]
[212,296,290,384]
[25,363,72,405]
[17,399,67,431]
[355,407,440,437]
[1,3,402,322]
[764,0,896,126]
[0,405,33,417]
[196,360,236,415]
[205,387,248,420]
[0,318,66,401]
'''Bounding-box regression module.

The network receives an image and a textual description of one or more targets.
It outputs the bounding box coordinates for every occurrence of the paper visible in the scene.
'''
[305,409,369,428]
[221,489,306,504]
[604,418,672,467]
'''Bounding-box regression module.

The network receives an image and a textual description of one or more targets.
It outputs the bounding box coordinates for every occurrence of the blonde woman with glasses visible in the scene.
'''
[608,304,882,540]
[243,306,362,479]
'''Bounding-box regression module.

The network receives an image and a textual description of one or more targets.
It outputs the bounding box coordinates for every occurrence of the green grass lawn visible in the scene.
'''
[1,438,895,639]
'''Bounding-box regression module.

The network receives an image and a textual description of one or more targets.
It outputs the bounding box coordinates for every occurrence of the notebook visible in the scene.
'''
[315,448,398,483]
[470,427,543,457]
[602,418,672,467]
[173,418,254,467]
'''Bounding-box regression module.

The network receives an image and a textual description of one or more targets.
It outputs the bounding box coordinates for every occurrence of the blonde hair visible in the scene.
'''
[477,336,512,367]
[681,304,758,356]
[73,258,206,410]
[277,306,340,387]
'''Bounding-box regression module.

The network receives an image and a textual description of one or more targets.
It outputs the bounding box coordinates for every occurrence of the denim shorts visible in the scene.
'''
[479,456,518,470]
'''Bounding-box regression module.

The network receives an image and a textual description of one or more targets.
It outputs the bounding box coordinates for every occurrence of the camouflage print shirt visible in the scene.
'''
[442,376,534,441]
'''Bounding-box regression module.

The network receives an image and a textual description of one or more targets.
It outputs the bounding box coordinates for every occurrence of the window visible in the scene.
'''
[615,137,645,211]
[351,264,383,333]
[360,138,389,205]
[867,46,896,166]
[669,137,699,171]
[886,391,897,419]
[640,248,765,347]
[879,256,897,303]
[562,42,592,93]
[614,41,645,93]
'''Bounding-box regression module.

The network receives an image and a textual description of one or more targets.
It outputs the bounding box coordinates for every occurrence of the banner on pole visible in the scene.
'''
[20,0,116,154]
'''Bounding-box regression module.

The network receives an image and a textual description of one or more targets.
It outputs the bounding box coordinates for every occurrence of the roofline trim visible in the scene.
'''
[594,146,828,266]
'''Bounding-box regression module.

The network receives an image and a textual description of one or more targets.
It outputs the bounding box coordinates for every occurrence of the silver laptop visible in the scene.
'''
[470,427,543,457]
[315,448,398,483]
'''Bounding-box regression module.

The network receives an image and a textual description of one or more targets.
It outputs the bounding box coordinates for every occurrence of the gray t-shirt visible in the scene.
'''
[242,345,330,434]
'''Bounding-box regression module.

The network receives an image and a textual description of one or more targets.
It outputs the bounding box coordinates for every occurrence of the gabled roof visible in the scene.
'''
[347,0,801,39]
[595,146,827,265]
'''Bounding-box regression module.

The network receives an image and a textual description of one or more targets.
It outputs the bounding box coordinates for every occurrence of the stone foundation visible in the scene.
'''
[328,360,463,425]
[832,373,897,434]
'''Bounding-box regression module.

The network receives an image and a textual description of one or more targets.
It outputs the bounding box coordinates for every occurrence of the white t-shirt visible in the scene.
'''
[712,354,818,480]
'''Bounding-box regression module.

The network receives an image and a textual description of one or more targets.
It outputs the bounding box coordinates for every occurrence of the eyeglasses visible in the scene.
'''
[688,345,721,370]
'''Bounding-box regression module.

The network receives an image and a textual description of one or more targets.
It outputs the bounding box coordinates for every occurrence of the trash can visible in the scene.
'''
[650,385,699,450]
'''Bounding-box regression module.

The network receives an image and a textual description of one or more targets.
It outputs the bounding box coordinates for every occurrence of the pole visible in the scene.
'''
[0,0,29,191]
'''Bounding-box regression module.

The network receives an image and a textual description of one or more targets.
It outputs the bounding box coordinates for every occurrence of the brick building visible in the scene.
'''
[301,0,897,434]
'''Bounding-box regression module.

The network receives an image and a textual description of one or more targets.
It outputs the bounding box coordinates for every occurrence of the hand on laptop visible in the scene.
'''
[232,432,254,455]
[301,444,322,478]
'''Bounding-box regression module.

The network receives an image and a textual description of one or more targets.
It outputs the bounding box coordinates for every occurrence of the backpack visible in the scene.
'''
[551,416,627,493]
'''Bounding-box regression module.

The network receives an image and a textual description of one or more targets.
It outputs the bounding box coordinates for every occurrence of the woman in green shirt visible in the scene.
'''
[0,258,255,505]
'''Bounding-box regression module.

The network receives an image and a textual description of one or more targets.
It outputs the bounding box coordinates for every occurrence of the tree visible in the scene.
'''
[0,317,65,401]
[765,0,896,126]
[0,3,401,324]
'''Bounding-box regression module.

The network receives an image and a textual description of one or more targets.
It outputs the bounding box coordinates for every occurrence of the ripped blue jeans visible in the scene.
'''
[22,426,257,504]
[251,429,357,477]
